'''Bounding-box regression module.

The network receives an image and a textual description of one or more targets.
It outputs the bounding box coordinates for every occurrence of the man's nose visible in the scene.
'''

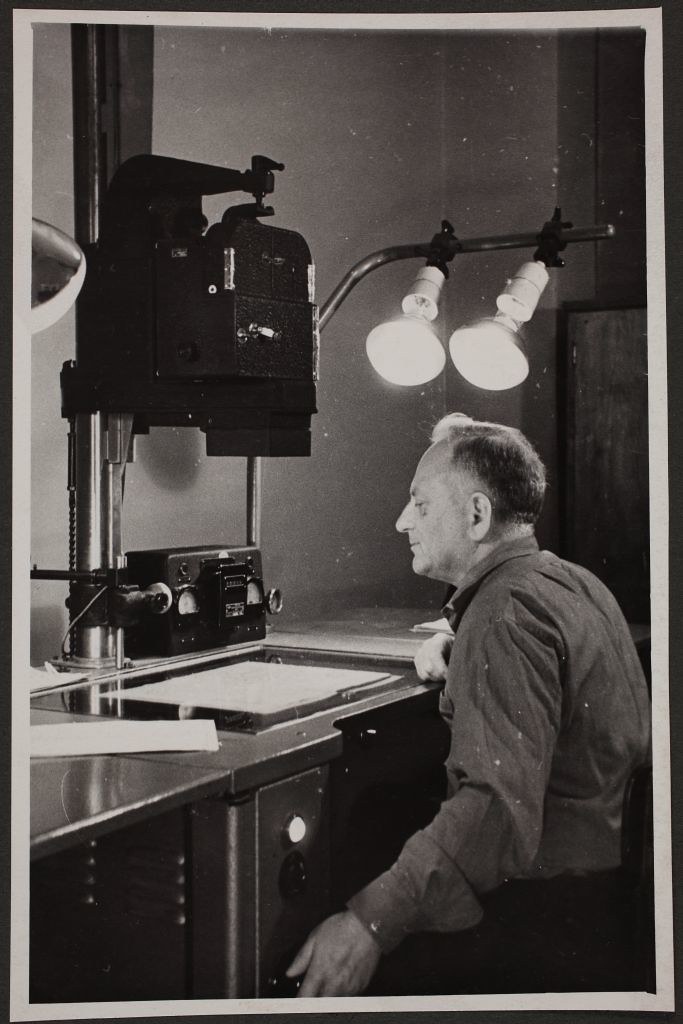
[396,503,412,533]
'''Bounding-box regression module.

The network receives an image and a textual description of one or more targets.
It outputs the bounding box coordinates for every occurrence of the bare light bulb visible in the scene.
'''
[496,260,549,322]
[449,313,529,390]
[400,265,445,321]
[366,316,446,386]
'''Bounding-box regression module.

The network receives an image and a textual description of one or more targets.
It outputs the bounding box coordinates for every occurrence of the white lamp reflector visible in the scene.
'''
[449,315,529,390]
[31,219,86,334]
[495,260,549,323]
[366,316,446,386]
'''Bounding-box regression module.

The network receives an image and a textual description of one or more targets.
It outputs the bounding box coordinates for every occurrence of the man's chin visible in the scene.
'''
[411,555,430,576]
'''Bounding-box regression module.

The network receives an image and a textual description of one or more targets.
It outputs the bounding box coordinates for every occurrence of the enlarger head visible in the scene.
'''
[61,153,318,456]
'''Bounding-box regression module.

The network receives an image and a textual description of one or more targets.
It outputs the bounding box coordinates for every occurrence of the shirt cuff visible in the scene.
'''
[347,866,423,954]
[347,841,487,954]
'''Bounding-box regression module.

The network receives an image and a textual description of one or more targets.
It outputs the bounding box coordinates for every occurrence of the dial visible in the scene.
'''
[177,588,199,615]
[246,578,263,606]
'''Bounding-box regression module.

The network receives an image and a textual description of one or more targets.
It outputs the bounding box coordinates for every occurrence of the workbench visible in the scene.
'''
[29,608,449,1002]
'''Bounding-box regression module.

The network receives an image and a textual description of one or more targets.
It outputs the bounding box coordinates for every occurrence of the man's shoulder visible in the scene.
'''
[474,548,626,630]
[473,559,546,617]
[484,547,606,593]
[478,547,556,596]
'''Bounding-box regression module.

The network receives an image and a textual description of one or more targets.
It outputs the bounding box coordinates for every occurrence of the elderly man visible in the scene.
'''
[287,414,651,997]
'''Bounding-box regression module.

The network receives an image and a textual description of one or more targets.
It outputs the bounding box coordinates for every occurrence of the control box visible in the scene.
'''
[124,545,266,657]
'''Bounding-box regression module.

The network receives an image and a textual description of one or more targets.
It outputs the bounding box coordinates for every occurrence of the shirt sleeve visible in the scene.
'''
[348,602,564,953]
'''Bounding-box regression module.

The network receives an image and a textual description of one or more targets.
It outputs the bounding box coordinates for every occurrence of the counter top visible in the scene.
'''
[30,609,437,860]
[29,607,649,860]
[265,606,437,658]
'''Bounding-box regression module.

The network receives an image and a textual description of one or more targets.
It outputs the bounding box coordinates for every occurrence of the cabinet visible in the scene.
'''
[30,685,447,1002]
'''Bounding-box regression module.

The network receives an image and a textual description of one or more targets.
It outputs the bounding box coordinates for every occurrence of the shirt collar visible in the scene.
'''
[441,535,540,626]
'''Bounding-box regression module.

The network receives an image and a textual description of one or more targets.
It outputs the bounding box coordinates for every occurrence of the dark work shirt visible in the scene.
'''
[348,537,651,953]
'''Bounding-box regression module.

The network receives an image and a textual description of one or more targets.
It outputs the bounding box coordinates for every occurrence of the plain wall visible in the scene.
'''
[30,23,645,663]
[148,26,567,625]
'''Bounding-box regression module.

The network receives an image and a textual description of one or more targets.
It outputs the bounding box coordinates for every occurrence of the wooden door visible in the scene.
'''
[560,306,649,623]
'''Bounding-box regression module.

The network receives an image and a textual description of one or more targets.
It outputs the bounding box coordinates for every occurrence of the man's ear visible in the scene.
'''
[469,491,493,540]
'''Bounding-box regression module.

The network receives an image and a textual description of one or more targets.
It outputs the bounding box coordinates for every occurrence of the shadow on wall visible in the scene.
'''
[135,427,203,491]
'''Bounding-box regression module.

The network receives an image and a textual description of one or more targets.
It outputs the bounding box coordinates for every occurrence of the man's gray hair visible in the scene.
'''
[430,412,476,443]
[431,413,547,528]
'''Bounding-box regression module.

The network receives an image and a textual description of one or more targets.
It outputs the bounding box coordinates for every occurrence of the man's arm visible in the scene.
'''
[349,610,564,950]
[289,607,563,994]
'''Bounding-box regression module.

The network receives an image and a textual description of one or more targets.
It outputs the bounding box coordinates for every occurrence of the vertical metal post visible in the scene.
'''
[71,25,118,665]
[72,25,104,251]
[66,418,77,656]
[73,413,113,663]
[246,457,262,548]
[66,25,153,668]
[105,416,134,668]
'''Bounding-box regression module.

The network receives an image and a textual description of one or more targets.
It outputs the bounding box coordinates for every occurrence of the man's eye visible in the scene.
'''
[414,502,426,516]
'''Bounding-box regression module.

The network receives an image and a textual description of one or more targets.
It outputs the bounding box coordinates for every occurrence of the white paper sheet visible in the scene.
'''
[122,660,399,714]
[27,665,89,693]
[411,617,454,634]
[30,719,219,758]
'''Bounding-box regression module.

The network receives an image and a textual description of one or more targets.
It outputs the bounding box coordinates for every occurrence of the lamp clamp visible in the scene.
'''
[249,154,285,202]
[222,201,275,222]
[223,156,285,220]
[426,219,458,278]
[534,207,573,267]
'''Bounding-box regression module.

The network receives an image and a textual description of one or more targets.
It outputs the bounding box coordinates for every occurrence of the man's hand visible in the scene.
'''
[414,632,454,682]
[286,910,381,997]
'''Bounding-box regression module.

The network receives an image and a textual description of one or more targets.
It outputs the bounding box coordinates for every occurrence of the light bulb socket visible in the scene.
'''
[492,310,522,333]
[401,265,445,322]
[495,260,549,323]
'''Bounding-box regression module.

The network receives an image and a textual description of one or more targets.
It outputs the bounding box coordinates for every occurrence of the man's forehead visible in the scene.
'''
[411,440,485,498]
[411,441,455,492]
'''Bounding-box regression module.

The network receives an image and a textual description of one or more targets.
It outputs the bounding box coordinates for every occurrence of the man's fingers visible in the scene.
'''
[415,633,453,682]
[288,911,381,996]
[415,657,447,681]
[286,935,315,978]
[297,969,323,998]
[427,659,447,680]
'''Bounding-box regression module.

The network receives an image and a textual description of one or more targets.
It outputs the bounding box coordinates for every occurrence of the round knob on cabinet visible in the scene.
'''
[266,588,283,615]
[279,850,307,897]
[284,814,307,845]
[143,581,173,614]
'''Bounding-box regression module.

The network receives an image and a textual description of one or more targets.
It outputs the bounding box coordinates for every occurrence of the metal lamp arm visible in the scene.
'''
[319,244,431,331]
[318,221,615,332]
